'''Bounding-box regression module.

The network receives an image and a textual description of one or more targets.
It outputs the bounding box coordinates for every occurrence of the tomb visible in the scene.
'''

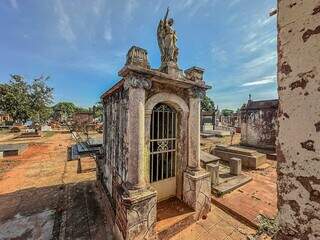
[213,144,267,169]
[0,143,28,157]
[240,98,278,150]
[200,111,215,132]
[97,9,212,240]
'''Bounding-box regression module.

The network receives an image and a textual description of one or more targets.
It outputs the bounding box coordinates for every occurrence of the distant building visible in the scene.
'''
[52,110,68,123]
[0,111,12,125]
[240,99,278,149]
[201,111,215,131]
[73,112,94,126]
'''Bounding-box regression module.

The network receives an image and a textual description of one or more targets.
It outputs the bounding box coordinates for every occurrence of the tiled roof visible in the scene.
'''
[244,99,278,110]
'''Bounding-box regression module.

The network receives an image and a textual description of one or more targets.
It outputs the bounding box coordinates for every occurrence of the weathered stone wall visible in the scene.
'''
[241,108,277,149]
[101,86,129,199]
[183,171,211,220]
[277,0,320,239]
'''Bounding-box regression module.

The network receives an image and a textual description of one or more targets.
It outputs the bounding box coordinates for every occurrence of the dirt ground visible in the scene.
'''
[0,132,113,240]
[201,133,242,152]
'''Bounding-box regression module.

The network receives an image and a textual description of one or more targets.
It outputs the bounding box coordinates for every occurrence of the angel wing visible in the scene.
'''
[157,20,165,56]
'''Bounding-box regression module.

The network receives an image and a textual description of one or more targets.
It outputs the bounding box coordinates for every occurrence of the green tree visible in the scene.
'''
[0,74,53,124]
[29,75,53,124]
[201,95,215,112]
[221,109,234,116]
[93,101,103,119]
[75,107,90,113]
[0,75,31,123]
[53,102,78,117]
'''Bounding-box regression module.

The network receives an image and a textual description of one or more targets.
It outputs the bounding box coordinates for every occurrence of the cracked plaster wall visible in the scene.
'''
[277,0,320,239]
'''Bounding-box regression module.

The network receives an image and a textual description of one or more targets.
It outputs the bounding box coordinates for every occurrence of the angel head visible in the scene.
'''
[168,18,174,26]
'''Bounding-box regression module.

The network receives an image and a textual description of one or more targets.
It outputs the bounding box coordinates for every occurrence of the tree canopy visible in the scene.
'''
[52,102,78,117]
[201,95,215,112]
[0,74,53,123]
[221,109,234,116]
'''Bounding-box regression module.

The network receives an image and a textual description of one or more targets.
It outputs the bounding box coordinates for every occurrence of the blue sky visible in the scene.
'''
[0,0,277,110]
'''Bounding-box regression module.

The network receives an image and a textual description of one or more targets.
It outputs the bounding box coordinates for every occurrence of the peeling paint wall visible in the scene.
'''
[277,0,320,239]
[101,86,129,199]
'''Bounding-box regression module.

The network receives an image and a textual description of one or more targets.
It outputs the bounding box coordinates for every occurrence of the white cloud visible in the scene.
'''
[104,24,112,42]
[54,0,76,43]
[177,0,213,17]
[92,0,104,16]
[9,0,18,9]
[241,75,276,86]
[241,33,276,52]
[228,0,241,8]
[211,46,228,63]
[243,52,276,69]
[124,0,138,22]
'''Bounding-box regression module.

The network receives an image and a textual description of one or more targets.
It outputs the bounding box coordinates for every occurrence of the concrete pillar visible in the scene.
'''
[206,163,219,186]
[229,157,241,176]
[127,83,147,190]
[277,1,320,239]
[188,97,201,171]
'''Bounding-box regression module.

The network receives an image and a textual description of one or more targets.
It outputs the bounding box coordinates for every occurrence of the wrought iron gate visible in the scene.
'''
[150,103,177,183]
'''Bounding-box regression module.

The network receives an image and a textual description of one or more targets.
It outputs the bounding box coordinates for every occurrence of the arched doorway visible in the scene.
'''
[150,103,177,201]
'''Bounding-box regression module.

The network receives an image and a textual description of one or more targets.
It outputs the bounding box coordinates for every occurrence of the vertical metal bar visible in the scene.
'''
[156,110,159,181]
[151,154,153,182]
[156,153,158,181]
[160,152,163,180]
[157,110,159,141]
[162,107,164,140]
[175,111,177,176]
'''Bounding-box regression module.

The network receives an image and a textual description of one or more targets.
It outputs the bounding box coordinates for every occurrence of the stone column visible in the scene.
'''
[125,74,152,190]
[183,86,211,220]
[188,88,202,171]
[277,1,320,239]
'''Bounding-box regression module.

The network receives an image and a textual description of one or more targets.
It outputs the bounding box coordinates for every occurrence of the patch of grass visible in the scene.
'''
[43,131,55,138]
[256,214,279,238]
[0,129,10,135]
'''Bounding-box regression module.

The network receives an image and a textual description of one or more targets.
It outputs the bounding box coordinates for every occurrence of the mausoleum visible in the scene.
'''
[97,9,211,240]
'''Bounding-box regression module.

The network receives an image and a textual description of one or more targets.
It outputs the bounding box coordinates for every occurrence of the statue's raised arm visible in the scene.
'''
[164,7,169,22]
[157,19,165,59]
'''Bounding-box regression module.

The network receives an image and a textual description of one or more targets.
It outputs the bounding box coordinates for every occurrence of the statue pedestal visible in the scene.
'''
[160,61,183,78]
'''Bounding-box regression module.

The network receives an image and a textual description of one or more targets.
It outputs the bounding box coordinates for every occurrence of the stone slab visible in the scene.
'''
[213,145,266,169]
[200,151,220,169]
[0,143,28,157]
[86,138,103,147]
[212,174,252,196]
[201,132,216,138]
[212,130,231,137]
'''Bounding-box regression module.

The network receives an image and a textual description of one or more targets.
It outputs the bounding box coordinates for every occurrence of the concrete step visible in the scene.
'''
[156,197,196,240]
[212,174,252,196]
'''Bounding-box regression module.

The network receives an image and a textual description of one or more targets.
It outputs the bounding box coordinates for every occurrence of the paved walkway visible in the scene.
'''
[170,204,256,240]
[212,161,277,227]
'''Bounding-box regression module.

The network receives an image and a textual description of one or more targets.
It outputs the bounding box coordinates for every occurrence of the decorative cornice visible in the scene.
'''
[124,74,152,90]
[189,86,206,99]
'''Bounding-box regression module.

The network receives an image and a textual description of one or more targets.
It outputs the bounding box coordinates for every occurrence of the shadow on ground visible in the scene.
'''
[0,181,114,240]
